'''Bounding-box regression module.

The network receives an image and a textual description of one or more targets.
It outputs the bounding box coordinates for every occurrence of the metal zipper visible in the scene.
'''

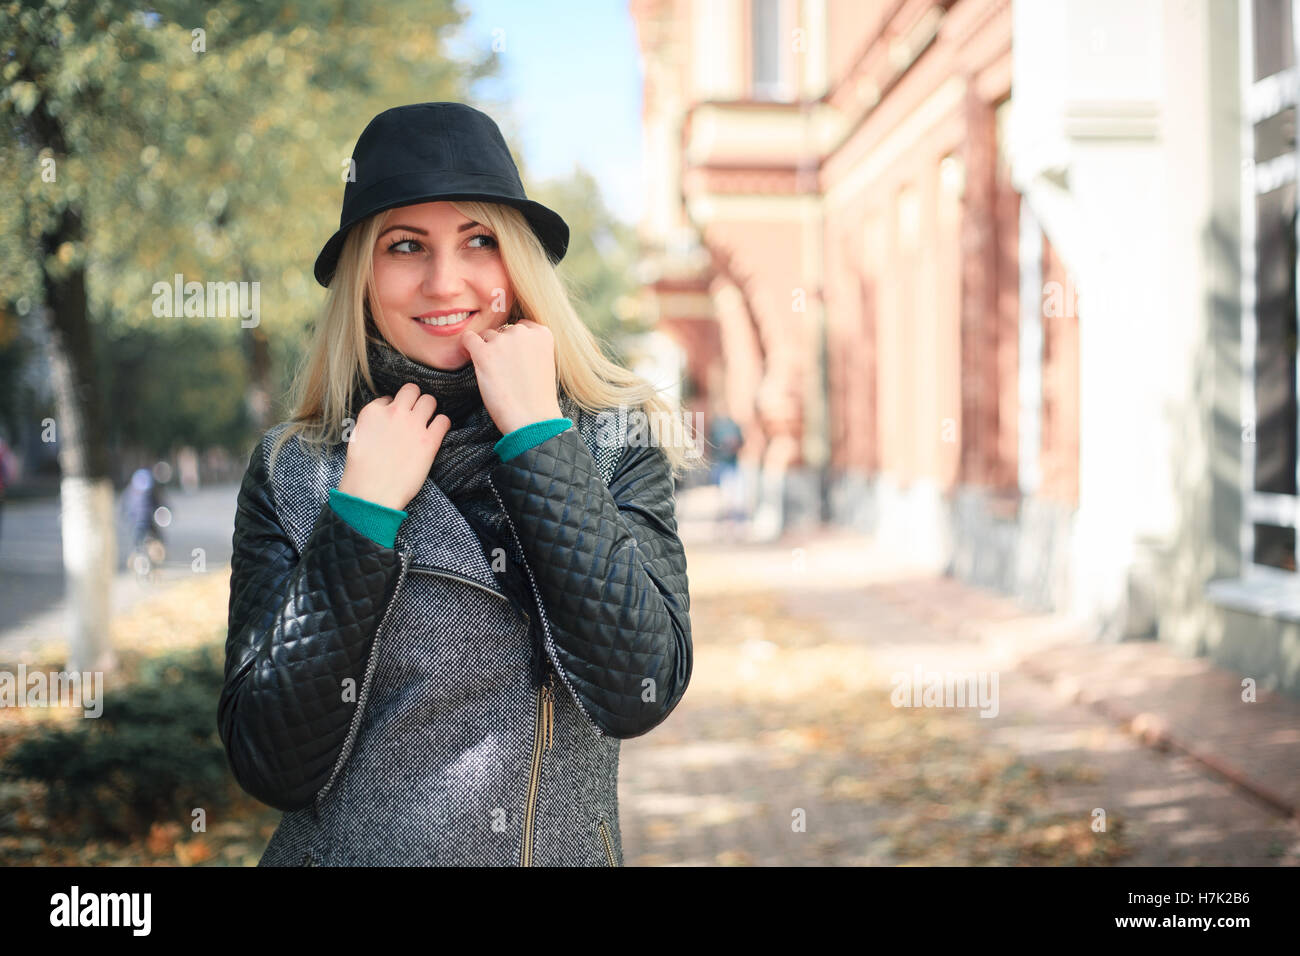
[598,819,615,867]
[410,554,552,865]
[313,548,412,816]
[487,473,604,737]
[408,562,534,634]
[409,563,509,605]
[543,670,554,749]
[521,670,555,866]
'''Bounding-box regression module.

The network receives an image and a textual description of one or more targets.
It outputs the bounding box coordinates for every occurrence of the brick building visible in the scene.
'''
[631,0,1300,696]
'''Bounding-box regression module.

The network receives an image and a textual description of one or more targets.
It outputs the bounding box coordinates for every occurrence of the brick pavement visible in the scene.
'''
[617,503,1300,866]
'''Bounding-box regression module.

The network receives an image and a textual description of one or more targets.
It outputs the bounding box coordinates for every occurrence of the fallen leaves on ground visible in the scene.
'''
[0,570,284,866]
[658,585,1134,866]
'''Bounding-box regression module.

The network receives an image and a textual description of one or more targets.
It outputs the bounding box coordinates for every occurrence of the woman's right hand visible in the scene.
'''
[336,383,451,511]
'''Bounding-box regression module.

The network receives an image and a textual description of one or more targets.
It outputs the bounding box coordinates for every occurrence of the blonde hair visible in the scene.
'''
[269,200,701,479]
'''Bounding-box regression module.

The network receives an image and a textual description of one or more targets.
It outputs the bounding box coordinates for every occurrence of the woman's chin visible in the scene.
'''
[403,336,470,371]
[422,352,470,372]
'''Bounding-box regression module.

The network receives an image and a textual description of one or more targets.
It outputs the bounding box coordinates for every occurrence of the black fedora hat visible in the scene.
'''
[314,102,569,287]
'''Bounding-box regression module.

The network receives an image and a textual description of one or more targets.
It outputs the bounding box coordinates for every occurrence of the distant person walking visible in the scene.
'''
[0,436,16,542]
[121,467,166,570]
[708,409,747,537]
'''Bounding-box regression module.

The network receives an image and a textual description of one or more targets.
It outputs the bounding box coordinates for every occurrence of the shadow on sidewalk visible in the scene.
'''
[617,524,1300,865]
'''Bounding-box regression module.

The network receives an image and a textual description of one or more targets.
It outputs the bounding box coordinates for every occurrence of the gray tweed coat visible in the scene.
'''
[219,397,693,866]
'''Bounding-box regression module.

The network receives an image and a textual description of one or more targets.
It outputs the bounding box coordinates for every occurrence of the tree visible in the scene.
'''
[533,166,646,367]
[0,0,491,671]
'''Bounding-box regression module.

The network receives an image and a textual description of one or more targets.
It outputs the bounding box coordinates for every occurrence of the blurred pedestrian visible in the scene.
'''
[177,446,200,493]
[0,435,16,542]
[121,466,166,568]
[708,408,746,535]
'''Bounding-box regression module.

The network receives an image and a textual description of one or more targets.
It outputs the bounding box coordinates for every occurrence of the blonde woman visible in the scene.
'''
[218,103,696,866]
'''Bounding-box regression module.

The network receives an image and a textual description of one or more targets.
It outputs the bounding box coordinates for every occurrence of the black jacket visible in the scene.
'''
[218,406,693,865]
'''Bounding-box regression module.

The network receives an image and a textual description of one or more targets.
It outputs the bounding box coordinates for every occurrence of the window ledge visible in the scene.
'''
[1206,569,1300,623]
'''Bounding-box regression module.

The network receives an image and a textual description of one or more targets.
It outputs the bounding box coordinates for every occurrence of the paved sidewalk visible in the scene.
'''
[618,500,1300,865]
[812,568,1300,823]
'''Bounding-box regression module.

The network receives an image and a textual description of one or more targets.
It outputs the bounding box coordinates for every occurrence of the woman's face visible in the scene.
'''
[369,201,515,370]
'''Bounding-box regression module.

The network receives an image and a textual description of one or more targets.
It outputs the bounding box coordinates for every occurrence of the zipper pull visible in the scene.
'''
[542,672,555,751]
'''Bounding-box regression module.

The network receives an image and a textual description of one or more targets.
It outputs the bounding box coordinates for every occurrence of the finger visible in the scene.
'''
[395,382,423,410]
[413,392,437,422]
[460,328,483,355]
[427,412,452,446]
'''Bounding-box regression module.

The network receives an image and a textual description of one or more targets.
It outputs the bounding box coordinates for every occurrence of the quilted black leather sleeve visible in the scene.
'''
[489,426,692,738]
[218,436,406,812]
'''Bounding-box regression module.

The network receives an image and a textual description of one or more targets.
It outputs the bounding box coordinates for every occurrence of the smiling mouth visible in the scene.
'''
[414,310,477,327]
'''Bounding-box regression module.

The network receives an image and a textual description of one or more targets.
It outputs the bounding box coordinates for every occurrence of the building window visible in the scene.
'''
[1241,0,1300,572]
[751,0,784,100]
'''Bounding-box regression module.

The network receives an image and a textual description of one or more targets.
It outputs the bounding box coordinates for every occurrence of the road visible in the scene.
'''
[0,482,240,660]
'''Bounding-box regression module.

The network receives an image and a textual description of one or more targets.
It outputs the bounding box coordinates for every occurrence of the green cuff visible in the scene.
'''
[494,418,573,462]
[328,488,407,549]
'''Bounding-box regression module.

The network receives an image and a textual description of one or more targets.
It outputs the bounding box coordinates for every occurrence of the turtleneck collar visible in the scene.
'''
[357,336,487,428]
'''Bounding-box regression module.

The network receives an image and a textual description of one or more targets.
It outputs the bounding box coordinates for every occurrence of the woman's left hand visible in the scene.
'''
[460,319,565,435]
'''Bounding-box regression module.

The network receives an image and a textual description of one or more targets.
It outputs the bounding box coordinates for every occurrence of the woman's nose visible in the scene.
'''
[420,256,465,299]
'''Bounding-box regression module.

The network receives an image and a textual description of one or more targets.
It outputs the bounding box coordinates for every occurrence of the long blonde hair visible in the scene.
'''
[269,200,700,479]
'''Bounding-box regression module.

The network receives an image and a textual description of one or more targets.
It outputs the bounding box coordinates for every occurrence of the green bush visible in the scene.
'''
[1,643,238,840]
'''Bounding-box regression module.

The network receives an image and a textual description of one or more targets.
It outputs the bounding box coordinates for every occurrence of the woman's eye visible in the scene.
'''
[386,234,496,254]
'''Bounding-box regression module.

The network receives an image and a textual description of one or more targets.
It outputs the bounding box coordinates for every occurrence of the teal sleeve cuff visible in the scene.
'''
[328,487,408,549]
[494,418,573,462]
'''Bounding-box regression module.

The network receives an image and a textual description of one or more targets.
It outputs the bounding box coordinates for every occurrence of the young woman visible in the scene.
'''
[218,103,696,866]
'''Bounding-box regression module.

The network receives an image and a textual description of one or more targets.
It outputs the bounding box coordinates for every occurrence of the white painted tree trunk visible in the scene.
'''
[60,475,117,674]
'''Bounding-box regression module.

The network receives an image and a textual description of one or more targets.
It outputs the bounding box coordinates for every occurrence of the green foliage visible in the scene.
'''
[0,307,38,441]
[97,317,252,455]
[1,644,234,840]
[1,0,486,319]
[536,167,646,368]
[1,1,645,452]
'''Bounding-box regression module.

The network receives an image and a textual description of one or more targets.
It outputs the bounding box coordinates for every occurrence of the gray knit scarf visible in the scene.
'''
[350,333,552,688]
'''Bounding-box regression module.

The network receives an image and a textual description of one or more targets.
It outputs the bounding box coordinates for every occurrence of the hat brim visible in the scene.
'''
[313,193,569,288]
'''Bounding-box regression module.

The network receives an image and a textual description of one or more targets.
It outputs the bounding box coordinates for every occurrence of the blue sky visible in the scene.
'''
[448,0,646,225]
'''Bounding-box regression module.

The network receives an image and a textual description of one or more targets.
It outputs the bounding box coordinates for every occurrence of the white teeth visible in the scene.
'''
[415,311,474,326]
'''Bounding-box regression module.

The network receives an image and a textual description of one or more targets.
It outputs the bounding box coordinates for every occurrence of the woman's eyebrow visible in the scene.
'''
[377,220,483,239]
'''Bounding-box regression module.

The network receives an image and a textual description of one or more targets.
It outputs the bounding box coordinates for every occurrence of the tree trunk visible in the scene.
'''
[23,84,117,674]
[40,206,117,675]
[245,323,273,433]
